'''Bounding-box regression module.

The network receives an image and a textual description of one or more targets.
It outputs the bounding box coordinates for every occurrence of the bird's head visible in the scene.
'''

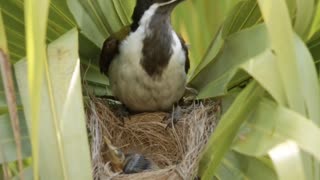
[108,148,126,172]
[132,0,185,30]
[104,137,126,172]
[136,0,184,7]
[147,0,185,6]
[135,0,185,12]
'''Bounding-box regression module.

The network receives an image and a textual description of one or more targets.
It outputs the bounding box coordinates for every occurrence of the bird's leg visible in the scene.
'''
[163,104,184,129]
[183,86,198,101]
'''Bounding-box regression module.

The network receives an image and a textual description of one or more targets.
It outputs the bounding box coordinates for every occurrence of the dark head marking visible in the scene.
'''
[131,0,184,31]
[140,8,173,77]
[130,0,187,77]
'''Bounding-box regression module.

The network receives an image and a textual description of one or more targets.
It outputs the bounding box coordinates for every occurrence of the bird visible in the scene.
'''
[104,137,157,174]
[103,136,126,172]
[99,0,189,113]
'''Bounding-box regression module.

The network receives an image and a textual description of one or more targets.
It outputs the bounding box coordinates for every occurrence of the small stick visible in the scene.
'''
[0,50,24,180]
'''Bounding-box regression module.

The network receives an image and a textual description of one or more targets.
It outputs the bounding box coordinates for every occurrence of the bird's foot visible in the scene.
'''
[183,86,198,101]
[163,105,184,129]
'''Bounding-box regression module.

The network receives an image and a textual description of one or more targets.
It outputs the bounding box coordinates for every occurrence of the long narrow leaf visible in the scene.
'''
[232,98,320,179]
[0,113,30,163]
[222,0,261,38]
[308,1,320,39]
[190,24,269,98]
[294,34,320,125]
[198,81,265,178]
[269,141,307,180]
[215,151,249,180]
[66,0,133,47]
[257,0,305,114]
[0,10,8,54]
[24,0,50,178]
[233,99,320,161]
[241,50,286,104]
[294,0,314,41]
[15,29,92,180]
[216,151,277,180]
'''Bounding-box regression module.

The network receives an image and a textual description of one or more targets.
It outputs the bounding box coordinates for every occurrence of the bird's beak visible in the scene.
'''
[104,136,126,172]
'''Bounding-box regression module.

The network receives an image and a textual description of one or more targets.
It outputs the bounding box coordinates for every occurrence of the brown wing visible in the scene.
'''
[100,26,131,75]
[99,37,120,75]
[177,34,190,73]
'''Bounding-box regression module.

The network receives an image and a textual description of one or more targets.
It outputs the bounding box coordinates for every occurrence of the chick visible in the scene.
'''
[104,137,157,174]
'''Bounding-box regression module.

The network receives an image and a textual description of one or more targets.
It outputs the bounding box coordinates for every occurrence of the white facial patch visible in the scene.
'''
[139,4,159,29]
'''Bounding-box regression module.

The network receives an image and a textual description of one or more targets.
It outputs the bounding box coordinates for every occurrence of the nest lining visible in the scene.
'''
[86,97,220,180]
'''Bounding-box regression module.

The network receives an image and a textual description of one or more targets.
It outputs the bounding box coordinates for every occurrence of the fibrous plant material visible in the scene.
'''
[86,97,220,180]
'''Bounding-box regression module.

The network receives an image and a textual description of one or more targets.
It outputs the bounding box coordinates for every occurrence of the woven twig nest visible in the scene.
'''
[85,97,220,180]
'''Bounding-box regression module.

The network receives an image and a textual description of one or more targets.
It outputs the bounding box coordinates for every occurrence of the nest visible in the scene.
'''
[85,97,220,180]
